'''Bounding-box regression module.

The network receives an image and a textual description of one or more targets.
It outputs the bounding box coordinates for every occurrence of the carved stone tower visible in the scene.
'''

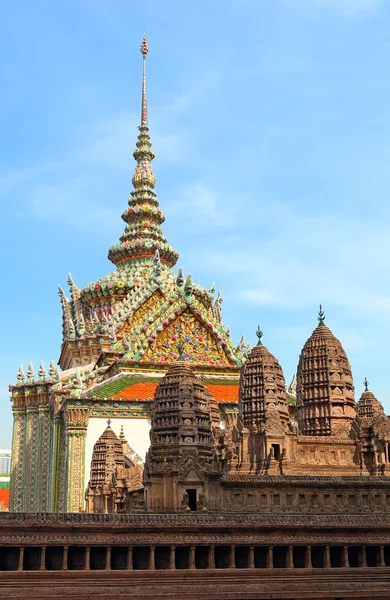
[357,378,384,419]
[143,363,221,511]
[85,422,125,513]
[296,307,356,437]
[238,327,289,473]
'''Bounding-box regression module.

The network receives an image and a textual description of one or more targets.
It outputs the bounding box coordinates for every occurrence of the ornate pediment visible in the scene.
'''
[141,309,236,366]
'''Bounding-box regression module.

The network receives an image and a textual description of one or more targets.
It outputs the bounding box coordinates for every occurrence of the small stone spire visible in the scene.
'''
[318,304,325,326]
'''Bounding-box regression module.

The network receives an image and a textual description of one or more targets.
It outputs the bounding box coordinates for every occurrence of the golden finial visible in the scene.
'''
[141,32,148,56]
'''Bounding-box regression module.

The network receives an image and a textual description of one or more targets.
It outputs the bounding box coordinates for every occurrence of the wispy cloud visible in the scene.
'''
[167,182,238,228]
[299,0,383,16]
[193,192,390,317]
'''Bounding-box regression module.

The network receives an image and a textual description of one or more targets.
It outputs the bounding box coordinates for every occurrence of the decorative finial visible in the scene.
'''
[237,335,246,352]
[364,377,369,391]
[38,361,46,379]
[26,362,35,381]
[16,364,25,384]
[318,304,325,325]
[177,340,185,360]
[48,360,59,380]
[256,326,263,345]
[184,274,193,296]
[119,425,125,440]
[140,32,148,127]
[107,418,112,427]
[176,267,184,287]
[141,32,148,56]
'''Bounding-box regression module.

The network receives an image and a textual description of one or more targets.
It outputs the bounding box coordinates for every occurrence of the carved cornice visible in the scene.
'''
[65,407,90,430]
[2,512,390,528]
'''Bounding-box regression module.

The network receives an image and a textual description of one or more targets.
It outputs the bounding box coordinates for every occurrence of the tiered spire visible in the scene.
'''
[296,308,356,437]
[108,34,178,270]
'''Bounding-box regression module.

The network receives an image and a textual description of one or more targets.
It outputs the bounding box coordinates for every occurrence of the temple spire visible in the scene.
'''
[107,34,178,270]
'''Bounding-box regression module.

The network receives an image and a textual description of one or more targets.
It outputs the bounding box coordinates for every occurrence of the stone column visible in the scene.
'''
[169,546,176,570]
[37,406,53,512]
[287,546,294,569]
[26,405,41,511]
[267,546,273,568]
[127,547,133,570]
[324,546,331,568]
[9,408,27,512]
[380,546,385,567]
[360,546,367,568]
[229,546,235,568]
[40,546,46,570]
[343,546,349,567]
[85,547,90,570]
[63,546,68,570]
[65,408,89,512]
[189,546,196,569]
[209,546,215,569]
[106,547,111,570]
[305,546,312,569]
[149,546,155,570]
[249,546,255,569]
[18,547,24,571]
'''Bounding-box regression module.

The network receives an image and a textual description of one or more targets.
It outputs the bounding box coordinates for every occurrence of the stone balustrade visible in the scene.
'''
[0,543,389,571]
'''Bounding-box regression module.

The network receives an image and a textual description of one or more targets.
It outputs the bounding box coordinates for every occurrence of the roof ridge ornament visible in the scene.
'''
[364,377,369,391]
[318,304,325,326]
[256,325,263,346]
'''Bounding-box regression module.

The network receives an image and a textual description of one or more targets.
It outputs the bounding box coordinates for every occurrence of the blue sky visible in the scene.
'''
[1,0,390,447]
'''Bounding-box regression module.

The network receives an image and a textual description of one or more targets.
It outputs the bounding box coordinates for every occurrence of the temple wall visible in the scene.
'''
[1,513,390,599]
[221,478,390,513]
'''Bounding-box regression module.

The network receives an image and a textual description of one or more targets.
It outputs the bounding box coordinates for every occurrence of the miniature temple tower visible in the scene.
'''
[357,379,390,475]
[143,363,221,511]
[237,327,290,474]
[85,422,126,513]
[296,307,357,438]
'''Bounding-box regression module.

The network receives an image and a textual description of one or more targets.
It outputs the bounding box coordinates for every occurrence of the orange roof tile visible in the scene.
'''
[113,381,239,403]
[112,382,158,400]
[205,384,239,402]
[0,488,9,510]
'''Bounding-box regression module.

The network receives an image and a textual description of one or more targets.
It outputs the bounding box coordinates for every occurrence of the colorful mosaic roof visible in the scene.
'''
[88,374,239,404]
